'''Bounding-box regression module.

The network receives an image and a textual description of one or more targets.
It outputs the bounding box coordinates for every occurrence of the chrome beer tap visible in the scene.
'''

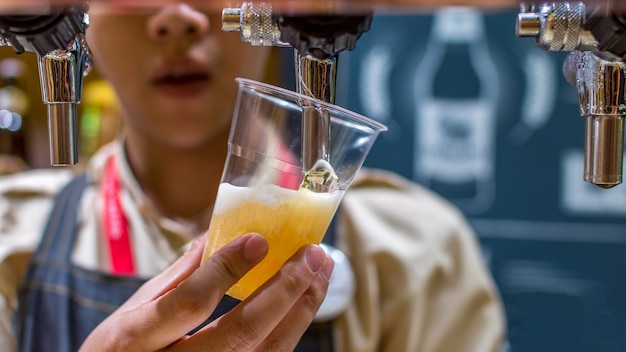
[516,1,626,188]
[222,2,372,170]
[0,4,92,165]
[222,2,372,102]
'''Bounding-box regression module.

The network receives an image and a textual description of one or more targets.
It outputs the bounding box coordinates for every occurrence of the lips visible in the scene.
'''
[156,71,210,83]
[150,60,212,97]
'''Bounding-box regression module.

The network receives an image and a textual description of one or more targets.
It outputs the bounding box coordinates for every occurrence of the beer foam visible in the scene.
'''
[213,182,342,215]
[213,183,290,215]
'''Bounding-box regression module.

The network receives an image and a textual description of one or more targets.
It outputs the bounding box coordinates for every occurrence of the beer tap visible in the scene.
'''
[222,2,372,102]
[516,1,626,188]
[0,4,91,166]
[222,2,372,170]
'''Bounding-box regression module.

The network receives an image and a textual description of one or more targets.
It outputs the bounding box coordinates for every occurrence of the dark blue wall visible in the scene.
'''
[282,9,626,352]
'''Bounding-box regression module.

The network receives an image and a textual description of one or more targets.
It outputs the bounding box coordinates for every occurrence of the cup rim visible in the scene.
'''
[235,77,388,133]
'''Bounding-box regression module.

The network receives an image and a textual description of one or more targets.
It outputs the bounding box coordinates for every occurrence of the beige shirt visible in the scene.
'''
[0,141,505,351]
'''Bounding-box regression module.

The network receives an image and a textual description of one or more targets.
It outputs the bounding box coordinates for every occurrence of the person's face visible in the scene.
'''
[86,4,271,149]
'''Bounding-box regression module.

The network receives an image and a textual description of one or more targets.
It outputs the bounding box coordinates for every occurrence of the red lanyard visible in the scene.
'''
[102,157,135,275]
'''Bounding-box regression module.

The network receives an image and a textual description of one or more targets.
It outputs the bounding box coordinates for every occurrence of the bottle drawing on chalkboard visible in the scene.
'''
[413,7,499,214]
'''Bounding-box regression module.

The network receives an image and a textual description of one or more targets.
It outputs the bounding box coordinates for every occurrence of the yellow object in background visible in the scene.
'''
[81,79,122,159]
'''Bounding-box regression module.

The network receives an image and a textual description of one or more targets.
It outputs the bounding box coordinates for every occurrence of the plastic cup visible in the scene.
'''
[201,78,387,301]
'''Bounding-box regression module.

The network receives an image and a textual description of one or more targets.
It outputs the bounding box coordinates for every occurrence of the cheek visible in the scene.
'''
[216,39,270,81]
[240,48,270,80]
[86,17,147,102]
[88,49,148,121]
[204,85,238,130]
[90,60,148,130]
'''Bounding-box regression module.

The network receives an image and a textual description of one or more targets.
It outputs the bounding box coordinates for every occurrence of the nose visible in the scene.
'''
[147,4,209,42]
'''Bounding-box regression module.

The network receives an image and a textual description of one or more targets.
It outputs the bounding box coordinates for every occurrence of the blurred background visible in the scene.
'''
[3,6,626,351]
[338,9,626,352]
[282,8,626,352]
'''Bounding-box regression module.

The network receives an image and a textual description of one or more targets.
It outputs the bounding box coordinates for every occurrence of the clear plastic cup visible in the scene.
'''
[201,78,387,301]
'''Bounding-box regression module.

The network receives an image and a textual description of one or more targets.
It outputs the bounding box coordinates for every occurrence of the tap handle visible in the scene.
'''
[276,13,373,60]
[583,3,626,61]
[0,4,89,56]
[222,2,373,60]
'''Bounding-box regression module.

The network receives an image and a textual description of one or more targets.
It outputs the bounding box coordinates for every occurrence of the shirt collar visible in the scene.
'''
[87,139,197,241]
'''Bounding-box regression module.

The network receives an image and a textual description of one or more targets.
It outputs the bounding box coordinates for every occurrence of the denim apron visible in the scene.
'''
[16,174,334,351]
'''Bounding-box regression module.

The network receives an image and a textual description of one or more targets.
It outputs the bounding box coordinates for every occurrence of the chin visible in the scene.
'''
[160,125,228,150]
[158,136,210,151]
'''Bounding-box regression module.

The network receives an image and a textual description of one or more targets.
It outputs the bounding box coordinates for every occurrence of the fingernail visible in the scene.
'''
[306,245,326,272]
[243,234,268,262]
[320,255,334,281]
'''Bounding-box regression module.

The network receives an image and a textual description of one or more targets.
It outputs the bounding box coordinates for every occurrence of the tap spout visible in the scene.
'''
[295,52,337,103]
[38,34,91,165]
[575,51,626,188]
[295,53,337,170]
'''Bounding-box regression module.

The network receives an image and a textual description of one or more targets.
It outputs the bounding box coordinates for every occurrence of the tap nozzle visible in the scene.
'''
[295,53,337,170]
[47,103,79,165]
[576,51,626,188]
[38,34,91,165]
[584,114,624,188]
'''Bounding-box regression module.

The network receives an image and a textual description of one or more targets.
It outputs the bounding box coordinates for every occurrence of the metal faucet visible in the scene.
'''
[222,2,371,170]
[222,2,371,102]
[516,1,626,188]
[0,4,91,166]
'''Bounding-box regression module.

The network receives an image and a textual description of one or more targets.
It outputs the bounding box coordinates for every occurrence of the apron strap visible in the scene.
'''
[33,173,88,263]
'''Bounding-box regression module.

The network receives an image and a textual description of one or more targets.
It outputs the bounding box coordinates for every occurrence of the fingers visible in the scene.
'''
[82,236,333,352]
[169,244,333,352]
[119,234,208,310]
[256,258,334,351]
[99,233,269,351]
